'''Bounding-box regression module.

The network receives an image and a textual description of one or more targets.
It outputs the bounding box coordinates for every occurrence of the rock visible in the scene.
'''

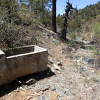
[76,56,82,61]
[38,95,45,100]
[25,79,36,85]
[60,88,70,96]
[50,67,55,73]
[49,91,58,100]
[51,86,56,91]
[43,32,50,37]
[88,59,94,65]
[41,40,47,45]
[84,56,94,65]
[52,38,58,45]
[53,64,61,70]
[56,89,64,97]
[78,67,85,74]
[57,71,61,74]
[62,46,68,53]
[78,66,92,76]
[16,87,21,92]
[82,40,90,45]
[48,56,54,64]
[98,80,100,84]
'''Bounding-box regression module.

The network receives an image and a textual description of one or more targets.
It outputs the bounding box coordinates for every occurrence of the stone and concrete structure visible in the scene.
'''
[0,45,48,85]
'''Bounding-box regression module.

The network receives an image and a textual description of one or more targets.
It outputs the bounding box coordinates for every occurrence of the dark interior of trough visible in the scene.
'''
[3,46,34,57]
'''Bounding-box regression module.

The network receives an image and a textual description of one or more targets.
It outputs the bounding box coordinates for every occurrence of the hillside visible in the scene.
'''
[57,1,100,33]
[0,26,100,100]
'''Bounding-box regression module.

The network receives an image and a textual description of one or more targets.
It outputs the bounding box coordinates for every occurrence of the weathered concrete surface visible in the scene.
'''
[0,50,9,85]
[0,45,48,85]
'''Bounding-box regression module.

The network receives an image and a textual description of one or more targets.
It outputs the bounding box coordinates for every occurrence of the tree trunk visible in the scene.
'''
[41,0,44,24]
[61,17,67,40]
[7,0,18,23]
[52,0,56,33]
[7,5,11,23]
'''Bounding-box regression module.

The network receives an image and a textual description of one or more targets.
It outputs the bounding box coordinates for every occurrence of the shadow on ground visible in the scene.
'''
[0,67,55,97]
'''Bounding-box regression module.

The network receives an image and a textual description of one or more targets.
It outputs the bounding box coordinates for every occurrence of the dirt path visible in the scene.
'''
[48,43,100,100]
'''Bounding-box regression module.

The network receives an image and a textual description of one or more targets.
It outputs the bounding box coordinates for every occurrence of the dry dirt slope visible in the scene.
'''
[0,29,100,100]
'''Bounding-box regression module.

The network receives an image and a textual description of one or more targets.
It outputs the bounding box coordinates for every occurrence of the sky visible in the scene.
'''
[57,0,100,15]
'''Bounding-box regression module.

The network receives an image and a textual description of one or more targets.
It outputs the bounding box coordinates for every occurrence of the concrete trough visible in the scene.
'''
[0,45,48,85]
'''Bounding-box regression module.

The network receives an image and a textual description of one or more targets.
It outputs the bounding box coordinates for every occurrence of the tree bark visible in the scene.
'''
[61,18,67,40]
[52,0,56,33]
[7,0,18,23]
[7,5,11,23]
[41,0,44,24]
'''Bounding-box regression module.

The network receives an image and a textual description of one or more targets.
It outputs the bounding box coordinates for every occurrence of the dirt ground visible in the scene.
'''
[0,32,100,100]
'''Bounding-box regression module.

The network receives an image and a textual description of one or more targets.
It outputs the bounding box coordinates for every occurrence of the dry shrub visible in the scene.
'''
[94,56,100,68]
[91,36,100,69]
[0,24,38,49]
[0,3,40,49]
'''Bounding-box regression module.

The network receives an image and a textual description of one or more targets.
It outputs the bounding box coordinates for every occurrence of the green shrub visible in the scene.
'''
[68,32,77,40]
[93,22,100,37]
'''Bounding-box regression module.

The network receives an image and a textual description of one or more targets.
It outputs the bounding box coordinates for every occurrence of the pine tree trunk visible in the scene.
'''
[7,5,11,23]
[61,17,67,40]
[42,0,44,24]
[52,0,56,33]
[7,0,18,23]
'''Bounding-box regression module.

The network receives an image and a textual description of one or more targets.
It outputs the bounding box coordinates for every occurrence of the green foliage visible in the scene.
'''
[57,1,100,34]
[0,0,53,49]
[56,14,64,27]
[91,22,100,56]
[93,22,100,37]
[88,46,100,55]
[86,22,100,58]
[20,0,52,26]
[68,32,76,40]
[0,1,40,49]
[0,0,21,24]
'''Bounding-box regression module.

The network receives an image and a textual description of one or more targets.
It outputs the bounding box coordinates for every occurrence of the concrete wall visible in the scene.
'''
[0,45,48,85]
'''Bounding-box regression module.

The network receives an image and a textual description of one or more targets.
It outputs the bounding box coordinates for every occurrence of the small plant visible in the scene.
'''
[93,22,100,36]
[68,32,77,40]
[90,22,100,68]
